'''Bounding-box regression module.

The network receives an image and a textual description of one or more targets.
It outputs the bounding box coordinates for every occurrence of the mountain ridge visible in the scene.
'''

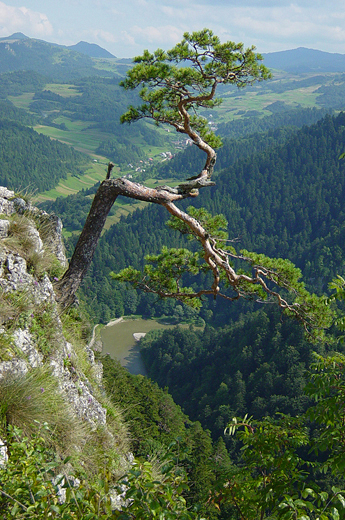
[1,33,345,74]
[263,46,345,73]
[67,40,116,58]
[0,32,116,59]
[0,33,107,80]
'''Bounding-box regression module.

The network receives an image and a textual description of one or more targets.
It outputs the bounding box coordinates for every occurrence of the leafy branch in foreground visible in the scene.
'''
[0,424,202,519]
[112,206,333,339]
[325,275,345,333]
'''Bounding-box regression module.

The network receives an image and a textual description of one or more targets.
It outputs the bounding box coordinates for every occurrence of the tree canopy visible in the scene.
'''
[120,29,271,156]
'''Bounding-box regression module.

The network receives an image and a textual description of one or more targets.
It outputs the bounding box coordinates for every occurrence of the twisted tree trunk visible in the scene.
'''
[55,176,206,307]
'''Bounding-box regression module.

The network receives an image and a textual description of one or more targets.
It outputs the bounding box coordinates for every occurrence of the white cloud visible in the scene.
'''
[147,0,345,53]
[0,2,53,38]
[121,31,136,47]
[89,29,117,44]
[1,0,345,57]
[196,3,345,52]
[130,25,183,46]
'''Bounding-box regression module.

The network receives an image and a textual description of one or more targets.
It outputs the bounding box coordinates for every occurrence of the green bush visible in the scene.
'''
[0,424,203,519]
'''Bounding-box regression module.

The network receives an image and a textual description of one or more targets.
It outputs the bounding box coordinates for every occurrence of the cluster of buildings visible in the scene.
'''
[127,150,174,173]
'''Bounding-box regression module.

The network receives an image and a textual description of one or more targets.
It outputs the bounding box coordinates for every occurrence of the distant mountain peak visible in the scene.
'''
[0,32,28,41]
[67,41,116,59]
[11,32,28,39]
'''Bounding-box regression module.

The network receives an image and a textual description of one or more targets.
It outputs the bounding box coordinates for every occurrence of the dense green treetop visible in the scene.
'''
[121,28,270,154]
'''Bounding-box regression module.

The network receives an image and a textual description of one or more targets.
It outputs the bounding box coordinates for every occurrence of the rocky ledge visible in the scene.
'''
[0,186,106,427]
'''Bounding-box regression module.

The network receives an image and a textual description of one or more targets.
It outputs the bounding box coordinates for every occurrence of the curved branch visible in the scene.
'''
[57,30,318,338]
[55,177,204,307]
[177,89,218,179]
[116,200,331,336]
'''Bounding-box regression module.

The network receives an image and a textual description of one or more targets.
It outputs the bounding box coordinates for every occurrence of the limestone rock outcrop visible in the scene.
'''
[0,187,106,427]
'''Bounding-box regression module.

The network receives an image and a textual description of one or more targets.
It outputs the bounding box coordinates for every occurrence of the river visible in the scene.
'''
[100,318,177,376]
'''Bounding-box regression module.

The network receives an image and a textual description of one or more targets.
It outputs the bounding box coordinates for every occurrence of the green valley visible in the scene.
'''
[3,30,345,520]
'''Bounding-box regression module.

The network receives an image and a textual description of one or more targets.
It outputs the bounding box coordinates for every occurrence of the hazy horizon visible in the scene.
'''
[1,1,345,59]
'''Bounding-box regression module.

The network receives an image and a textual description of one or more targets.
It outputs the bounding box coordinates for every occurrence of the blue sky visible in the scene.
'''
[1,0,345,58]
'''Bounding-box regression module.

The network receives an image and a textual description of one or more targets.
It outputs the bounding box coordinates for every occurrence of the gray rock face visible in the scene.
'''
[13,328,43,367]
[49,347,107,427]
[1,253,31,291]
[0,187,133,511]
[0,358,28,379]
[0,186,107,428]
[41,214,68,268]
[0,220,10,238]
[13,197,30,215]
[0,436,8,466]
[0,187,15,215]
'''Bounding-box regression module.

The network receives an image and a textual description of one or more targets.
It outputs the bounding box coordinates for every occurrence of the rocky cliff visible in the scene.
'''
[0,186,129,474]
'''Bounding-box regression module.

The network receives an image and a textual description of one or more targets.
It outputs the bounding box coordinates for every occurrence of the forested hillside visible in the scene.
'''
[198,113,345,283]
[0,99,37,125]
[31,76,164,154]
[42,106,331,233]
[102,355,231,518]
[156,107,330,180]
[0,34,102,80]
[216,105,330,139]
[0,121,88,191]
[139,308,331,447]
[0,70,46,96]
[262,47,345,73]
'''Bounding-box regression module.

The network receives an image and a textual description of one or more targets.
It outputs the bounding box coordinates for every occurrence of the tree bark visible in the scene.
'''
[55,176,201,307]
